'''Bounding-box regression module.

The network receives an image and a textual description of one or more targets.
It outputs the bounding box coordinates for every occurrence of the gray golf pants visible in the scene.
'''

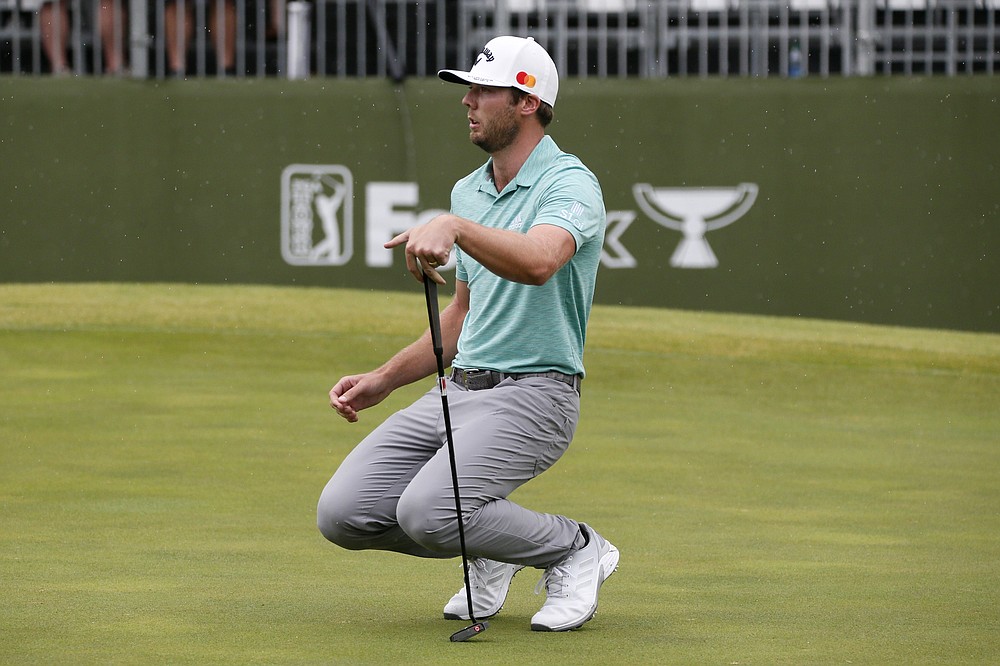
[317,376,583,568]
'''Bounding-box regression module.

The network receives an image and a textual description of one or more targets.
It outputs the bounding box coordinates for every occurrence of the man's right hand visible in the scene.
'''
[329,372,394,423]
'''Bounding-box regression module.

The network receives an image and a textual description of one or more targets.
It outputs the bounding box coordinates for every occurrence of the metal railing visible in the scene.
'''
[2,0,997,76]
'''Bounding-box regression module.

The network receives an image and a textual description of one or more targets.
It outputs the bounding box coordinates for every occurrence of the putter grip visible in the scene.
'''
[423,273,444,356]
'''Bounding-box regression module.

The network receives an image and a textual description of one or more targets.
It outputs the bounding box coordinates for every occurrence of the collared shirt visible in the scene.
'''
[451,135,606,377]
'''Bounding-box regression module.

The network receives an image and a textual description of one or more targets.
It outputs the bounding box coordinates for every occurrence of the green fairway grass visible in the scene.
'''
[1,283,998,664]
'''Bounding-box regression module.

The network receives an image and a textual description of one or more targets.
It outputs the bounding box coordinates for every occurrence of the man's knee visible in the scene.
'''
[316,487,373,550]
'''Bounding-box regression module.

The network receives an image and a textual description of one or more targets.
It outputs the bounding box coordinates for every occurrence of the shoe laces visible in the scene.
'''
[465,558,493,590]
[534,558,573,598]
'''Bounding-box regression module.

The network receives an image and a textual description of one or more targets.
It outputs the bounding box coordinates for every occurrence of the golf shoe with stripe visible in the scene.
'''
[530,524,619,632]
[443,558,525,620]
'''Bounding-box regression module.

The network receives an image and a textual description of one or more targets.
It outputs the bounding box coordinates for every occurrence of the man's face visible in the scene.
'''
[462,85,520,154]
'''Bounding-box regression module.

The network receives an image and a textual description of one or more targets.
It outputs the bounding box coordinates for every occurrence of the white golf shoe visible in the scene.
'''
[530,524,619,632]
[443,558,525,620]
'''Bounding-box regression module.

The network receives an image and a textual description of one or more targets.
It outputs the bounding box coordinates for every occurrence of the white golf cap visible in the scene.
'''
[439,36,559,108]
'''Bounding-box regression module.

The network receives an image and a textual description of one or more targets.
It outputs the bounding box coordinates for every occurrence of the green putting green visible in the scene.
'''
[2,283,997,664]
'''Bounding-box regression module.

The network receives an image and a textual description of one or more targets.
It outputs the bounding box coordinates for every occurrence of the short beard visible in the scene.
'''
[471,104,520,154]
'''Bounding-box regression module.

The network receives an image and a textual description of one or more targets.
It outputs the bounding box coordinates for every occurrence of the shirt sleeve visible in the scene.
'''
[527,165,605,251]
[455,245,468,282]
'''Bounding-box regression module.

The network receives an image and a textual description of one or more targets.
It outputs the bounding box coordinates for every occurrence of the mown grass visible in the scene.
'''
[1,283,998,664]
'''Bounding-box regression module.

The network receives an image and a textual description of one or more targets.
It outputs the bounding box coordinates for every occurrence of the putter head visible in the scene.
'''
[449,620,489,642]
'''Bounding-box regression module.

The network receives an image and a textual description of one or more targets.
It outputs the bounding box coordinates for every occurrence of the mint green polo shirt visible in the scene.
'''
[451,136,606,377]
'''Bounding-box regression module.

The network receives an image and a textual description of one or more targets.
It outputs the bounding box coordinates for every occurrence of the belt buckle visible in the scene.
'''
[463,369,496,391]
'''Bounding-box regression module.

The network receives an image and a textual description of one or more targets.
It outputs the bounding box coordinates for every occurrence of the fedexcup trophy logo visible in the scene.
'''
[633,183,758,269]
[281,164,353,266]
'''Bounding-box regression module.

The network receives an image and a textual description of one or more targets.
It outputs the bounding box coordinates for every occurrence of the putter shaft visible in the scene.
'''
[423,272,486,641]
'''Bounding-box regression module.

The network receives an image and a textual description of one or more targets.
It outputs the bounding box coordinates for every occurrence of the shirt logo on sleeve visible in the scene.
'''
[559,201,586,229]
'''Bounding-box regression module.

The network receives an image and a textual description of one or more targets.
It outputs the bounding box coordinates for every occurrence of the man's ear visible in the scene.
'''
[520,94,541,116]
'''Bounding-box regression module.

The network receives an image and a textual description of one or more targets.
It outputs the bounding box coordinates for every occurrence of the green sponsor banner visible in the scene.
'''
[1,77,997,331]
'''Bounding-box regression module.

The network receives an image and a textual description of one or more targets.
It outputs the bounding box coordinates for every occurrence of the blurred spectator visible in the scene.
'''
[37,0,127,75]
[164,0,236,75]
[267,0,283,40]
[97,0,127,74]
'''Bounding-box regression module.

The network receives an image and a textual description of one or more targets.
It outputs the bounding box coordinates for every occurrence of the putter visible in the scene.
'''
[422,269,489,643]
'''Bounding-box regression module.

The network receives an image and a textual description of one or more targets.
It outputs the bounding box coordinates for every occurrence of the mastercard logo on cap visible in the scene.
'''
[515,71,537,88]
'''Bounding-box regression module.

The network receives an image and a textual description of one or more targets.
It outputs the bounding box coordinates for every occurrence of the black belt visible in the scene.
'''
[450,368,582,394]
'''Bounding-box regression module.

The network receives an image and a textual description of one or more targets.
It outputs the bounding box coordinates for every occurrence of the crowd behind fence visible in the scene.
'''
[1,0,997,77]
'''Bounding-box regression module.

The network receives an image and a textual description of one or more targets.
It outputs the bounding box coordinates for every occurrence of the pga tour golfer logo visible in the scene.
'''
[281,164,354,266]
[280,164,758,270]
